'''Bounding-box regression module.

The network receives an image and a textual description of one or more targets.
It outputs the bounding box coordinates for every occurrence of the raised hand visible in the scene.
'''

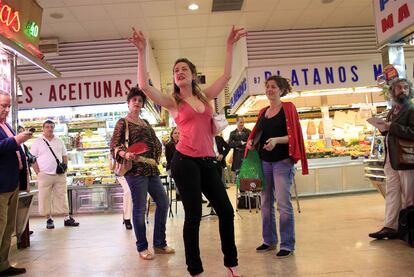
[227,25,247,46]
[129,27,146,52]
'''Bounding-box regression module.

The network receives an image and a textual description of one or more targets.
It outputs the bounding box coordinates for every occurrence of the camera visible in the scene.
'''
[26,151,36,165]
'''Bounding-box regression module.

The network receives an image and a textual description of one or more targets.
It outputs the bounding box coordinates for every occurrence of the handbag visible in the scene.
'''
[392,137,414,170]
[113,119,132,176]
[212,113,228,135]
[398,205,414,247]
[43,139,67,174]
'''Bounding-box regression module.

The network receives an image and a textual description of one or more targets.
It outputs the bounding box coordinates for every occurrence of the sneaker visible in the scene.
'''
[276,249,293,258]
[64,216,80,227]
[46,218,54,229]
[256,243,276,252]
[153,245,175,254]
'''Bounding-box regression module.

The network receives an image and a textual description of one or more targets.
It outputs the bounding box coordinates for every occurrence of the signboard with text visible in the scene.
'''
[0,0,43,57]
[373,0,414,46]
[229,58,414,109]
[19,74,136,109]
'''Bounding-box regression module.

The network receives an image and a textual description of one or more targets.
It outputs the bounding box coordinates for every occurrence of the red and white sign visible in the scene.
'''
[19,74,136,109]
[374,0,414,46]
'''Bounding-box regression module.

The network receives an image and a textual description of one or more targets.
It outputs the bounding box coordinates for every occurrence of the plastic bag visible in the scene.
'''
[236,150,266,190]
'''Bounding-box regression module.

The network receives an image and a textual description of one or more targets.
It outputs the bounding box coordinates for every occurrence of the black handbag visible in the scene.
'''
[398,205,414,247]
[43,139,67,174]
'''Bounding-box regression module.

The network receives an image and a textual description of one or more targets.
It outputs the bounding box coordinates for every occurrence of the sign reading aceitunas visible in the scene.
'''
[373,0,414,47]
[0,0,43,57]
[19,74,136,109]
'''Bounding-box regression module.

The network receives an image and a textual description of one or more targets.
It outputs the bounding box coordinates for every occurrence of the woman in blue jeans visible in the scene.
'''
[110,87,174,260]
[247,75,308,258]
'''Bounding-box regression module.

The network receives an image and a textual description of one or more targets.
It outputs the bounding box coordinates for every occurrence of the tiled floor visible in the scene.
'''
[10,187,414,277]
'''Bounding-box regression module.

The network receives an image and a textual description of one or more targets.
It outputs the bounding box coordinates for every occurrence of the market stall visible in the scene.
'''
[224,26,414,196]
[17,41,167,215]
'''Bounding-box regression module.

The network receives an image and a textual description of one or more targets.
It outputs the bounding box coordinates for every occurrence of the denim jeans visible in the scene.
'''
[261,158,295,251]
[171,151,238,276]
[125,175,169,252]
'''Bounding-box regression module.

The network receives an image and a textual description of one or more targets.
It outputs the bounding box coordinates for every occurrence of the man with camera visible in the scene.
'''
[0,92,32,276]
[30,120,79,229]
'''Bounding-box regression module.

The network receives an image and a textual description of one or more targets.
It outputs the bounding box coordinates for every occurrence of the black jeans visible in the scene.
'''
[171,151,238,275]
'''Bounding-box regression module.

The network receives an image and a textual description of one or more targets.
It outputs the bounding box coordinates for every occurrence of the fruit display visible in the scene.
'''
[305,139,370,159]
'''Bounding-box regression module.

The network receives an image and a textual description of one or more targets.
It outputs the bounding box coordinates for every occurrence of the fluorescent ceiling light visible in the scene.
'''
[0,36,60,78]
[188,3,199,10]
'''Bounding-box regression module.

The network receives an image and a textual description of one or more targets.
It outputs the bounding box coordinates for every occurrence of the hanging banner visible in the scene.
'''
[373,0,414,47]
[229,58,414,109]
[19,74,136,109]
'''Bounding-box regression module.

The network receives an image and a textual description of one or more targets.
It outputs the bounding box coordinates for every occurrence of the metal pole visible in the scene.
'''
[9,52,18,131]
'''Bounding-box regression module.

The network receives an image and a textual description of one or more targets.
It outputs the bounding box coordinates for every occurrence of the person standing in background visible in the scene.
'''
[117,176,133,230]
[214,134,230,188]
[228,117,251,176]
[369,78,414,240]
[0,92,32,276]
[30,120,79,229]
[165,127,179,176]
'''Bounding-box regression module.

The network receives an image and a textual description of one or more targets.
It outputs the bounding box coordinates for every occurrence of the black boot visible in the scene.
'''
[123,219,133,230]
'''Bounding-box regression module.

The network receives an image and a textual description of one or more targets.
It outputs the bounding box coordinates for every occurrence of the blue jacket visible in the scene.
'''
[0,123,28,193]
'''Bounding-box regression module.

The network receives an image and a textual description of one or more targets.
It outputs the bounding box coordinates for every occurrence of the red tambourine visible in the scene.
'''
[127,142,149,154]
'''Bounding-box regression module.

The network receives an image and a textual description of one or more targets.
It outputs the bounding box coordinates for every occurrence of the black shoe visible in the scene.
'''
[276,249,293,258]
[64,216,80,227]
[46,218,54,229]
[29,230,34,235]
[123,219,133,230]
[0,266,26,276]
[369,227,398,239]
[256,243,276,252]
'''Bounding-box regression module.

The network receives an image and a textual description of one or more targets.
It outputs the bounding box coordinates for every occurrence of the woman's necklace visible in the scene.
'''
[126,115,145,126]
[265,102,282,118]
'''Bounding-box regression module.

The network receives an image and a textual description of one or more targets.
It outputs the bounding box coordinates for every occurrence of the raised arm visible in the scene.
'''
[204,26,247,100]
[130,28,176,110]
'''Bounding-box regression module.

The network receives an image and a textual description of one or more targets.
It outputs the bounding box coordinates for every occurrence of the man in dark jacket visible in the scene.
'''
[214,135,230,187]
[369,78,414,240]
[228,116,251,174]
[0,92,32,276]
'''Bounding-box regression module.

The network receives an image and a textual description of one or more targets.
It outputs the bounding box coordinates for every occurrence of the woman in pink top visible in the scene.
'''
[130,26,246,277]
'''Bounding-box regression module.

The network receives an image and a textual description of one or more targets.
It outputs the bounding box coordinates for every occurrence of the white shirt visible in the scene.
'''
[30,135,67,174]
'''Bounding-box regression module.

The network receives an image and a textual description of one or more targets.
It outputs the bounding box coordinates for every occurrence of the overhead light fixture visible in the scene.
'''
[0,35,61,77]
[50,12,64,19]
[188,3,199,10]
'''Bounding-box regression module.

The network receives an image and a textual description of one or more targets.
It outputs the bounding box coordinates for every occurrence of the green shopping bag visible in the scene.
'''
[236,150,266,190]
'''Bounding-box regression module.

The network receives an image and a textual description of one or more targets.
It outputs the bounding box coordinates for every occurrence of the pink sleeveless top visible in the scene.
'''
[174,101,215,157]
